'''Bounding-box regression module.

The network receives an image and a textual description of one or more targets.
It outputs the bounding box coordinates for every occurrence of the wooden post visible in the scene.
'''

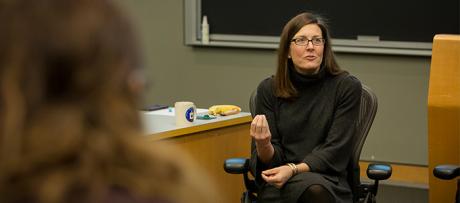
[428,34,460,203]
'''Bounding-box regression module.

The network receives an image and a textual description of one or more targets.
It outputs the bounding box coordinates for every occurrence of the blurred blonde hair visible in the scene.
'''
[0,0,218,202]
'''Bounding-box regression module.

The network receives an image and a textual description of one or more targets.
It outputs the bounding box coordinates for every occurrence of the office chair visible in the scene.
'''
[433,165,460,203]
[224,85,392,203]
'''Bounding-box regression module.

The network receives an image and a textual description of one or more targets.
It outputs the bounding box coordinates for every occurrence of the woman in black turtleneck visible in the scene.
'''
[249,12,362,203]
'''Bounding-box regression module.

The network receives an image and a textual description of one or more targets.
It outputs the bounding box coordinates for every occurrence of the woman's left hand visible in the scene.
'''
[261,165,294,188]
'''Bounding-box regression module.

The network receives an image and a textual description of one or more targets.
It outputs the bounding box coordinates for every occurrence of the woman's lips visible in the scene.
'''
[305,55,316,60]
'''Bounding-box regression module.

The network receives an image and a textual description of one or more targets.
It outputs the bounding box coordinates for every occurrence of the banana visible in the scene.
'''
[208,105,241,116]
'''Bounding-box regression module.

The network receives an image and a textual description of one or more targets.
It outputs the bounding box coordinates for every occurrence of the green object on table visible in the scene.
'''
[197,114,216,120]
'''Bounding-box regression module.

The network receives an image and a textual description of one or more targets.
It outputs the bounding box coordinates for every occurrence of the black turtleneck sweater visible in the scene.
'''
[250,66,362,203]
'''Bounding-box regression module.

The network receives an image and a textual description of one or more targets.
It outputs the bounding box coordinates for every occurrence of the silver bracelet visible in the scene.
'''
[287,163,298,175]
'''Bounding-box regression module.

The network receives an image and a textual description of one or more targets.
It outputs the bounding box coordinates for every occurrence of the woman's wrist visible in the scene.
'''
[297,163,310,173]
[256,143,274,163]
[286,163,298,176]
[286,163,310,176]
[255,140,271,149]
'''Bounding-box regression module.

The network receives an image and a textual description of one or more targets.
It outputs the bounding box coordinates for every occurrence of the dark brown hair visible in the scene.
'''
[0,0,216,202]
[274,12,345,99]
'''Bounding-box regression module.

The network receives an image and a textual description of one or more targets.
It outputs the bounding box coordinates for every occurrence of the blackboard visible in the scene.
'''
[201,0,459,43]
[184,0,459,55]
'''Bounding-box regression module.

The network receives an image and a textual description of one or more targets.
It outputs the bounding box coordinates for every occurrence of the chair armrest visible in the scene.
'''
[224,158,249,174]
[433,165,460,180]
[224,158,257,194]
[366,163,392,180]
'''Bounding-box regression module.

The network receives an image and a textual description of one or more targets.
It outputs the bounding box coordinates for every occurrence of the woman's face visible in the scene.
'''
[288,24,324,75]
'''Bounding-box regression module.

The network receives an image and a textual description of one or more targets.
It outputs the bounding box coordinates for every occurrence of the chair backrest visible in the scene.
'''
[348,85,378,202]
[248,85,378,202]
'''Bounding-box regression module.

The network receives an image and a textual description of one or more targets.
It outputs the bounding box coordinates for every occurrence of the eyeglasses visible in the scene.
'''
[291,37,325,46]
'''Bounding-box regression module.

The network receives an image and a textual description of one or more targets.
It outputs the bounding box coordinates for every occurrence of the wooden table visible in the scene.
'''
[142,109,252,203]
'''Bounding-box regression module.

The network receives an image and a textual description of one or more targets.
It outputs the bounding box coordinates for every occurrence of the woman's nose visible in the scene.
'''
[305,42,315,50]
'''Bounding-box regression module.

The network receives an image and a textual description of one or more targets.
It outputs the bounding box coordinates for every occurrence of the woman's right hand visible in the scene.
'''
[261,165,293,189]
[250,115,272,148]
[251,115,274,163]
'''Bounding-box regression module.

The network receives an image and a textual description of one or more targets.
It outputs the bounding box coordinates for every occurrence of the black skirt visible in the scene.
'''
[257,172,353,203]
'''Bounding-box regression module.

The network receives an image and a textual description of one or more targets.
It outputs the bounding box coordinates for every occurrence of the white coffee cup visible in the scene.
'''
[174,101,196,127]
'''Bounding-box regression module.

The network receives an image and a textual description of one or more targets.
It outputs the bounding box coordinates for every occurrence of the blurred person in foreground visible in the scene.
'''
[0,0,218,202]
